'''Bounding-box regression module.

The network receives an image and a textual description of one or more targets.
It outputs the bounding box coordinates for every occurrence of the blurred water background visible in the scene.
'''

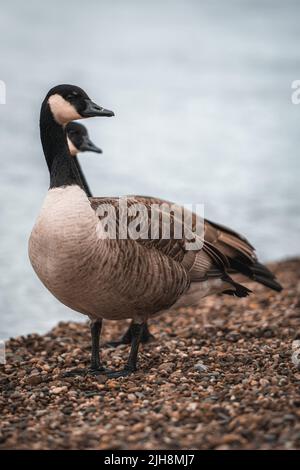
[0,0,300,338]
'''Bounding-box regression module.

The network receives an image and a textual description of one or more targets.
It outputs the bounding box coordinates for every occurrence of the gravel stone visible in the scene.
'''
[0,259,299,449]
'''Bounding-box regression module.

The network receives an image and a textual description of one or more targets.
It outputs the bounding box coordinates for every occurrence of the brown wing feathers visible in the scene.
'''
[90,196,282,294]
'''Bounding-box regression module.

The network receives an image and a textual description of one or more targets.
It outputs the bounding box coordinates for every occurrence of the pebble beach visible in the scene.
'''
[0,258,300,450]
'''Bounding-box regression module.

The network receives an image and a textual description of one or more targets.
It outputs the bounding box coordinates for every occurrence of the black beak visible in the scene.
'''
[80,136,103,154]
[81,99,115,118]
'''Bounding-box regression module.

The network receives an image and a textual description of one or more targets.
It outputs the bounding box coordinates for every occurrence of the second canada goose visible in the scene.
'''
[66,131,282,348]
[29,84,282,378]
[67,123,154,345]
[67,121,102,157]
[67,122,155,346]
[66,122,102,198]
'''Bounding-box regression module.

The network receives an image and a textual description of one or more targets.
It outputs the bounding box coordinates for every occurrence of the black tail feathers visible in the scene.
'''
[252,273,283,292]
[229,258,283,292]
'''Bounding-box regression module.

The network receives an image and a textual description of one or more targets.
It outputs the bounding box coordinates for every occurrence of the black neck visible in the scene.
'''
[73,156,93,197]
[40,101,83,189]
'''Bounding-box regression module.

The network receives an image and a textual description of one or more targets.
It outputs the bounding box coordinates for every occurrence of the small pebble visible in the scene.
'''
[194,362,208,372]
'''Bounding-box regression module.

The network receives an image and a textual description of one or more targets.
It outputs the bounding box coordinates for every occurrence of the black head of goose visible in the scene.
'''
[66,122,102,198]
[39,84,113,186]
[30,84,282,379]
[67,122,102,156]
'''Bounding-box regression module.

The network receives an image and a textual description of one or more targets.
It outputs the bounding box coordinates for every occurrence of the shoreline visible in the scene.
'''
[1,258,300,449]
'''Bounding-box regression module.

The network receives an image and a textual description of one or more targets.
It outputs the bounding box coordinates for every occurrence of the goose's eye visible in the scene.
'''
[67,93,78,100]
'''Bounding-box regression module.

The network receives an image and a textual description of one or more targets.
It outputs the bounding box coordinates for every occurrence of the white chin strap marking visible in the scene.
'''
[67,137,79,157]
[48,94,81,125]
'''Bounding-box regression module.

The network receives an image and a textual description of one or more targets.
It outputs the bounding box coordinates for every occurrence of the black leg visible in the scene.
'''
[63,319,105,377]
[140,322,155,343]
[90,319,105,372]
[106,322,145,378]
[105,321,154,348]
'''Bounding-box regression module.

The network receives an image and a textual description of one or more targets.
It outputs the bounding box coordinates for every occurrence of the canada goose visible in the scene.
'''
[67,121,102,157]
[67,123,154,345]
[29,84,282,378]
[66,121,102,198]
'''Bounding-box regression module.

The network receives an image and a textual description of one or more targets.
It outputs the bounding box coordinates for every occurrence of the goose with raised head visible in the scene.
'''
[29,84,282,378]
[29,84,114,374]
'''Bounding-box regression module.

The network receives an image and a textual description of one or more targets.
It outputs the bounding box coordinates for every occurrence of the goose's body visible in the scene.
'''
[30,185,242,322]
[31,184,279,323]
[29,187,190,322]
[29,84,282,377]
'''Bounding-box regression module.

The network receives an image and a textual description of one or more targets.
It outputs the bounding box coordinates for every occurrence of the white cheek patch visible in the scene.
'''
[67,137,79,156]
[48,94,82,125]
